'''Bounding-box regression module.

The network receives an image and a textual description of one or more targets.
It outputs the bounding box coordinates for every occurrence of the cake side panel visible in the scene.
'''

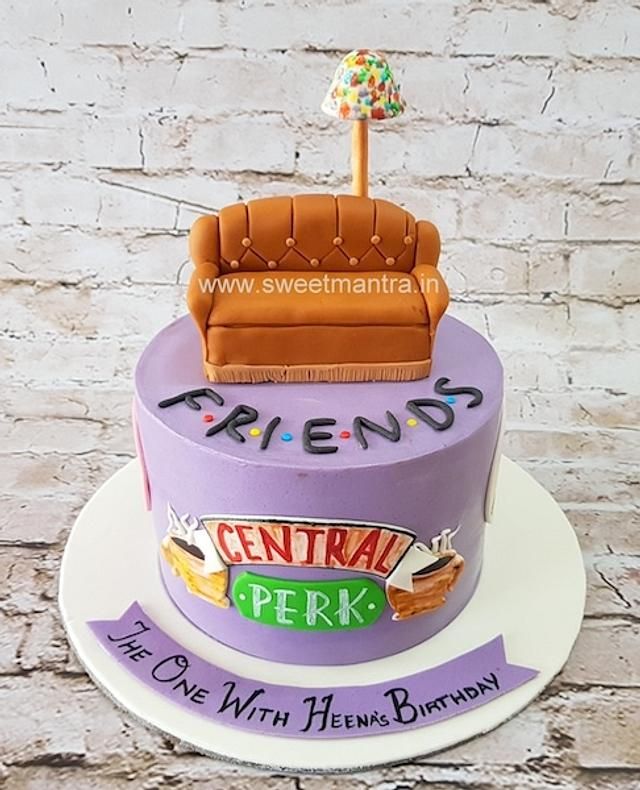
[132,387,501,665]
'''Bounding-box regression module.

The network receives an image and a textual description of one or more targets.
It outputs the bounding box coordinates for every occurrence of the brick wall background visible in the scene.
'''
[1,0,639,787]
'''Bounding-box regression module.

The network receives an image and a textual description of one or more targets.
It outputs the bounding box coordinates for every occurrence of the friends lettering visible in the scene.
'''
[157,378,484,454]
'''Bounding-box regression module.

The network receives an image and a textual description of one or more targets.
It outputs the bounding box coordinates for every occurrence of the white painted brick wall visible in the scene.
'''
[2,0,639,786]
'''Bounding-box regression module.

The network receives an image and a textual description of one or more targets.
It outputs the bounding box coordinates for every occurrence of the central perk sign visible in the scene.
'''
[161,506,466,631]
[232,571,386,631]
[201,516,414,577]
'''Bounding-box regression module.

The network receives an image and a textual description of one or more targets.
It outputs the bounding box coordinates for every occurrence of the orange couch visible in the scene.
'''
[187,194,449,383]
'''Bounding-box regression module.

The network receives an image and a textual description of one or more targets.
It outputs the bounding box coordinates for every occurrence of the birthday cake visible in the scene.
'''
[132,50,504,666]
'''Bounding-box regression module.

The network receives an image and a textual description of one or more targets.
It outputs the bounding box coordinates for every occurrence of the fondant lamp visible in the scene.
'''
[322,49,406,198]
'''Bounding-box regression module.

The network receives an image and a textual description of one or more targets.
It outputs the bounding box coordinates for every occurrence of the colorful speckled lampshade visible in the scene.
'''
[322,50,405,197]
[322,49,406,122]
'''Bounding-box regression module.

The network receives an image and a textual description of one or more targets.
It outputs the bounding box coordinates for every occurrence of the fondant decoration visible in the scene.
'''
[322,50,405,197]
[90,602,538,738]
[385,539,444,593]
[161,506,229,609]
[199,515,418,576]
[260,416,282,450]
[158,388,223,410]
[353,411,401,450]
[322,49,405,122]
[303,417,338,455]
[187,195,448,383]
[159,510,463,630]
[406,398,455,431]
[205,404,258,442]
[156,375,484,455]
[387,527,464,621]
[484,401,505,523]
[131,400,151,511]
[202,413,215,423]
[232,572,386,631]
[434,377,483,408]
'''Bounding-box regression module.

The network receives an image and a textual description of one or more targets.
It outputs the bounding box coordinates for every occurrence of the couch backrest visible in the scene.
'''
[216,194,419,274]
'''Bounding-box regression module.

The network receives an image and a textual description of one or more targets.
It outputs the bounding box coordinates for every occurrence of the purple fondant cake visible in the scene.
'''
[131,50,504,667]
[133,315,503,665]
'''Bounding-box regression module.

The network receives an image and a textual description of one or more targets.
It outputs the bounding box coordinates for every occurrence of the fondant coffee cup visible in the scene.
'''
[388,551,464,621]
[161,536,230,609]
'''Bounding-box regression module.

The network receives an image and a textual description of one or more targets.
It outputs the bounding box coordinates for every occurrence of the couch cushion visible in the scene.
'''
[208,271,427,327]
[206,324,431,367]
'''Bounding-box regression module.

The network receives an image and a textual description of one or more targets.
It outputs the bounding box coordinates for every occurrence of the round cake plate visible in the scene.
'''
[59,457,585,773]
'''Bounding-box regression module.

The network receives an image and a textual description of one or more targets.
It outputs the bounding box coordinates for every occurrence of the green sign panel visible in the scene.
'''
[232,571,386,632]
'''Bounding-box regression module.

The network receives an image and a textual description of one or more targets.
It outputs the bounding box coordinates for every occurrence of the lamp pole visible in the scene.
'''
[351,120,368,197]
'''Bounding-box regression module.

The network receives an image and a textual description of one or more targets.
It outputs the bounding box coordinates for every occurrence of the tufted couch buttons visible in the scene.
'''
[230,260,240,269]
[386,257,396,266]
[285,237,296,247]
[349,257,359,266]
[310,258,320,267]
[333,236,343,246]
[370,234,381,244]
[241,237,252,248]
[267,260,278,269]
[403,235,413,245]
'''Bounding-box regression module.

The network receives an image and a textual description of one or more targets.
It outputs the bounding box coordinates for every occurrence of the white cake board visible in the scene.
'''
[59,457,585,773]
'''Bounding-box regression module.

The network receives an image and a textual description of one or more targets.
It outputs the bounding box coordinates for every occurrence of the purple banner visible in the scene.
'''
[89,601,537,739]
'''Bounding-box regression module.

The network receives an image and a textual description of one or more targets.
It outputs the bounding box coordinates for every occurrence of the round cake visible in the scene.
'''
[133,314,503,665]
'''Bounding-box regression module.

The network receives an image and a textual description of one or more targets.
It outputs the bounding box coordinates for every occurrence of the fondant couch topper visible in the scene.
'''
[161,505,464,631]
[188,195,449,385]
[186,50,450,385]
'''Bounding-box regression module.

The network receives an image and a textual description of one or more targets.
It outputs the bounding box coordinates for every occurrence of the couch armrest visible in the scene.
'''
[411,263,449,340]
[415,220,441,267]
[187,215,220,346]
[189,215,220,267]
[187,262,219,339]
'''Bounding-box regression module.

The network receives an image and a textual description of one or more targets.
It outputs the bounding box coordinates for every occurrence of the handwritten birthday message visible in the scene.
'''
[89,602,537,739]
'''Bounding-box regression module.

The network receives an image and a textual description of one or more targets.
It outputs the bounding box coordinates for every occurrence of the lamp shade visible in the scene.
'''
[322,49,406,121]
